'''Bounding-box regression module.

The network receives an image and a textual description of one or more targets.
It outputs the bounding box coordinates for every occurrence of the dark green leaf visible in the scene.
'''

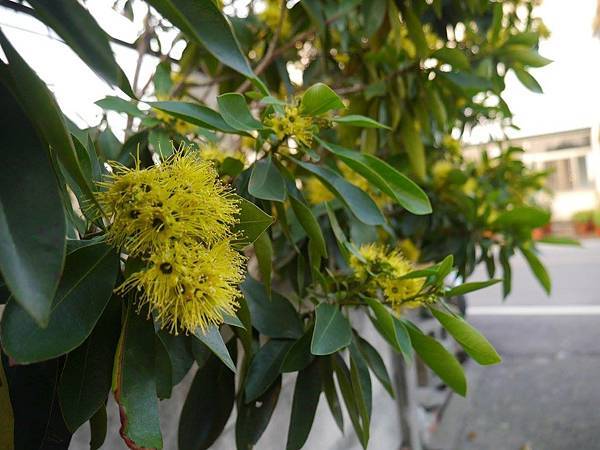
[405,321,467,396]
[363,0,387,36]
[319,139,431,215]
[58,297,121,431]
[0,356,13,450]
[236,376,281,449]
[300,83,345,116]
[493,206,550,229]
[332,114,390,129]
[505,46,552,67]
[349,340,371,448]
[178,345,236,450]
[232,197,274,248]
[447,279,501,297]
[332,354,365,447]
[149,128,174,157]
[365,297,412,358]
[89,405,107,450]
[0,80,65,326]
[156,330,194,386]
[520,245,551,294]
[217,93,262,131]
[357,336,394,397]
[248,156,286,202]
[254,231,273,295]
[282,327,314,373]
[1,243,119,363]
[289,196,328,257]
[295,160,384,225]
[244,339,294,403]
[403,7,428,57]
[286,360,322,450]
[399,117,426,181]
[194,326,236,372]
[430,308,501,365]
[319,357,344,432]
[28,0,133,96]
[149,101,241,134]
[311,303,352,355]
[241,276,304,339]
[513,67,543,93]
[113,304,163,449]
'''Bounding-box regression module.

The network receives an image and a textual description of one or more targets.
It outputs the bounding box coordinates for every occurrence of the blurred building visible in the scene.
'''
[464,126,600,221]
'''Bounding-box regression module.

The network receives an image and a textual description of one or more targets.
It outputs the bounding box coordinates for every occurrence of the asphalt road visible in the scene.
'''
[432,239,600,450]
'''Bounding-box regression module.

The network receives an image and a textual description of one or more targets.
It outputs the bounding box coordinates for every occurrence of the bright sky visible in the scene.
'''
[0,0,598,142]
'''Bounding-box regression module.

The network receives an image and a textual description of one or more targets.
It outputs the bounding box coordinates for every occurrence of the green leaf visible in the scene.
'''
[1,243,119,363]
[405,321,467,396]
[236,376,281,449]
[493,206,550,229]
[430,308,501,365]
[399,117,426,181]
[505,46,552,67]
[194,326,236,372]
[295,160,385,225]
[112,304,163,450]
[149,101,242,134]
[319,358,344,432]
[178,345,236,450]
[156,331,194,387]
[289,196,328,258]
[89,406,107,450]
[58,297,121,431]
[300,83,345,116]
[0,29,98,209]
[447,279,501,297]
[248,156,286,202]
[357,336,394,397]
[244,339,294,403]
[282,327,314,373]
[253,231,273,296]
[537,235,580,246]
[217,93,262,131]
[286,360,322,450]
[96,128,122,161]
[332,114,390,129]
[349,340,371,448]
[96,96,144,117]
[365,297,412,358]
[0,80,66,326]
[232,197,274,248]
[319,139,431,215]
[0,356,14,450]
[241,276,304,339]
[402,7,429,57]
[513,67,543,94]
[147,0,256,81]
[149,128,174,157]
[520,245,551,294]
[363,0,387,37]
[311,303,352,355]
[433,47,470,71]
[500,246,512,298]
[332,354,365,447]
[28,0,133,96]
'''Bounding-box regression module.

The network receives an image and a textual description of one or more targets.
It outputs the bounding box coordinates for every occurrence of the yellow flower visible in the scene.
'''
[200,143,245,166]
[399,239,420,263]
[381,277,424,310]
[259,0,292,38]
[266,105,314,147]
[462,177,477,195]
[305,177,335,204]
[118,239,245,334]
[431,160,454,186]
[97,151,239,256]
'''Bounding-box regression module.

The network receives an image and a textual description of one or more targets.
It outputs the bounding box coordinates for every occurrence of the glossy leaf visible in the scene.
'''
[244,339,294,403]
[28,0,133,96]
[405,321,467,396]
[319,357,344,433]
[232,197,274,248]
[349,340,371,448]
[217,93,262,131]
[0,80,65,326]
[286,360,322,450]
[311,303,352,355]
[150,101,241,134]
[96,96,144,117]
[446,279,501,297]
[1,243,119,363]
[89,405,107,450]
[332,114,390,129]
[241,276,304,339]
[300,83,345,116]
[365,297,412,358]
[430,308,501,365]
[289,196,327,258]
[149,127,174,157]
[319,139,431,215]
[282,327,314,373]
[248,156,286,202]
[332,354,365,447]
[295,159,385,225]
[194,326,236,372]
[520,245,551,294]
[178,346,236,450]
[357,336,394,397]
[254,231,273,295]
[113,304,163,449]
[58,297,121,431]
[236,376,282,449]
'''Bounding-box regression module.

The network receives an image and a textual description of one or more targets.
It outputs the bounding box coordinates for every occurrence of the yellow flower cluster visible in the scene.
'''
[98,151,245,334]
[350,243,426,312]
[265,105,314,147]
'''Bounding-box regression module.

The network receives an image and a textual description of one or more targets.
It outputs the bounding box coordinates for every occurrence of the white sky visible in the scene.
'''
[0,0,598,142]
